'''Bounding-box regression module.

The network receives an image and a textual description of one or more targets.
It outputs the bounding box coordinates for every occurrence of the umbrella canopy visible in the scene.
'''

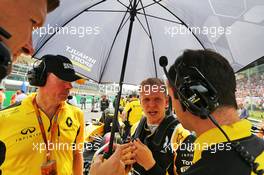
[33,0,264,85]
[33,0,205,85]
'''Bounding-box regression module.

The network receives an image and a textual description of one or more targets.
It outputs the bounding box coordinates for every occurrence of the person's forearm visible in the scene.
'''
[121,112,127,121]
[73,152,83,175]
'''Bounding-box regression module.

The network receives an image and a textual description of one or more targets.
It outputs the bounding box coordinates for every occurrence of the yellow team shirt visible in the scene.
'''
[120,98,126,108]
[124,99,143,126]
[192,119,264,175]
[0,93,84,175]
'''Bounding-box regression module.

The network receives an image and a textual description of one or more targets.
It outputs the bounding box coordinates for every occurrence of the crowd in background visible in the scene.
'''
[236,73,264,111]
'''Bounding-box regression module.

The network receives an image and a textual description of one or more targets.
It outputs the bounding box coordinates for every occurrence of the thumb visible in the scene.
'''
[93,154,104,164]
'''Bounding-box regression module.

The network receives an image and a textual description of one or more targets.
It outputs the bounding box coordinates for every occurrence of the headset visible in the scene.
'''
[0,27,12,80]
[159,56,264,175]
[175,58,218,119]
[27,57,47,87]
[159,56,219,119]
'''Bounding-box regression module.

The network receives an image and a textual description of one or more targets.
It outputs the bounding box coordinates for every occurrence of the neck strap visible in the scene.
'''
[32,96,61,162]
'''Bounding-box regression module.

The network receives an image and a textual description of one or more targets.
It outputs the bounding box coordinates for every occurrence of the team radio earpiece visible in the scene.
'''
[0,27,12,80]
[159,56,219,119]
[27,58,47,87]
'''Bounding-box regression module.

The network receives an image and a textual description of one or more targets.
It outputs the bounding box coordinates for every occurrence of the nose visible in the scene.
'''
[22,35,34,55]
[148,100,156,108]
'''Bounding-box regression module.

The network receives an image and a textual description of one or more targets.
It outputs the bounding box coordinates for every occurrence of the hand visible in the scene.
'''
[121,111,127,122]
[89,155,105,175]
[120,142,136,165]
[133,139,156,170]
[89,143,136,175]
[121,142,136,173]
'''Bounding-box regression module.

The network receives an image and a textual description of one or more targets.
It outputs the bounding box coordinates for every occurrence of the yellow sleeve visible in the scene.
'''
[130,121,139,136]
[251,152,264,175]
[170,124,191,151]
[75,110,85,151]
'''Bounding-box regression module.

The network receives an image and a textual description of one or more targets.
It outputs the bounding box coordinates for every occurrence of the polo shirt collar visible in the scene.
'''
[22,93,67,114]
[193,119,252,163]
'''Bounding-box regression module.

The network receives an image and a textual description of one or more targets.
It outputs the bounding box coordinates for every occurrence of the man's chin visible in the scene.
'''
[12,52,21,62]
[13,49,30,61]
[147,115,164,123]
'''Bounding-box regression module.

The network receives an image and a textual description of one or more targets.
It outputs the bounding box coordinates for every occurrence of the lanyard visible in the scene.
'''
[32,96,61,162]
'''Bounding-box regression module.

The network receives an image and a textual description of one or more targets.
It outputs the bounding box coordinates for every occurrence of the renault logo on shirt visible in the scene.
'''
[21,127,36,135]
[66,117,73,127]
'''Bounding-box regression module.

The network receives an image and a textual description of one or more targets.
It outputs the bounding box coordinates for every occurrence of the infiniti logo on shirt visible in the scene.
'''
[21,127,36,135]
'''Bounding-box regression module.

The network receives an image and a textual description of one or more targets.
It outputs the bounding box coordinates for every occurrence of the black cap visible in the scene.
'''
[42,55,81,82]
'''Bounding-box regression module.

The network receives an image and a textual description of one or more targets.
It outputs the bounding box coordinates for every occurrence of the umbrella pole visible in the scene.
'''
[105,0,138,158]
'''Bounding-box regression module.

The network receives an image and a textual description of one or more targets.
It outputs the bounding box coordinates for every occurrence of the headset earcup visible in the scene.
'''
[178,83,207,118]
[39,70,47,86]
[27,61,47,86]
[27,69,35,85]
[179,85,197,114]
[0,65,7,80]
[176,92,187,112]
[174,62,219,119]
[0,42,11,80]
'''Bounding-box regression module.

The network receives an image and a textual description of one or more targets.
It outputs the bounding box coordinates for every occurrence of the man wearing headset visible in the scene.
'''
[0,0,60,80]
[0,55,84,175]
[165,49,264,175]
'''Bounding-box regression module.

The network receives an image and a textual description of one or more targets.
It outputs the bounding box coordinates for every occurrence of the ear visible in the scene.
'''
[168,87,184,114]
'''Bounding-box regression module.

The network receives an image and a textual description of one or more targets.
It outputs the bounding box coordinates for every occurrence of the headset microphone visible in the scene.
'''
[159,56,179,93]
[159,56,168,67]
[0,27,12,81]
[159,56,177,91]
